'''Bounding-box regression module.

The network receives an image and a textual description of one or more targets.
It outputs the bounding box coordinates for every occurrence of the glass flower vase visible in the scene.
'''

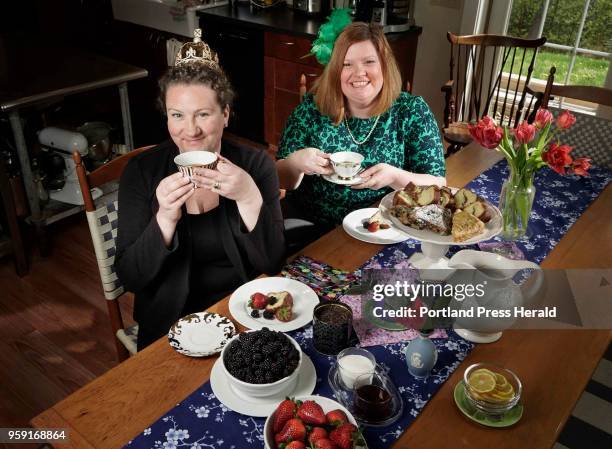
[498,168,535,240]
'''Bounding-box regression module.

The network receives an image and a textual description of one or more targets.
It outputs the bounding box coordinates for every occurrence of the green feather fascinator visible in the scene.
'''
[310,8,353,66]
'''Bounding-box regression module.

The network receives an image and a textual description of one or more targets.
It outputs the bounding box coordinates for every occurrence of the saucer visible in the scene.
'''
[322,173,364,186]
[167,312,235,357]
[210,354,317,417]
[454,381,523,428]
[327,363,403,427]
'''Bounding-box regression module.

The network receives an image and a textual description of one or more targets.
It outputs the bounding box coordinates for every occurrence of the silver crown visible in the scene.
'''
[175,29,219,68]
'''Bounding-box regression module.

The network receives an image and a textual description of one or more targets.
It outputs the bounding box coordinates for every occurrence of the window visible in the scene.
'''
[507,0,611,109]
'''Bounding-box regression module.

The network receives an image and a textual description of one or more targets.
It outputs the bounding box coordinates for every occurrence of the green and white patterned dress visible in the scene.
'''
[278,92,446,227]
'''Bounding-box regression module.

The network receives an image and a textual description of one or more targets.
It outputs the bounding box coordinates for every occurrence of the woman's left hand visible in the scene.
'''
[192,155,260,203]
[352,163,400,190]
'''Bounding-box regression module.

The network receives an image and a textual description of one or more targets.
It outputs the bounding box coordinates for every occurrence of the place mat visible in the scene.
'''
[281,255,359,301]
[124,325,473,449]
[363,162,611,266]
[341,294,447,347]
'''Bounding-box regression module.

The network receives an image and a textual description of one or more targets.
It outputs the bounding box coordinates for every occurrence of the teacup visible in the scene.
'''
[174,151,218,186]
[330,151,364,179]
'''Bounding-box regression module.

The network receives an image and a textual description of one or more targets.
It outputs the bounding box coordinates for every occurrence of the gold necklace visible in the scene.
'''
[343,114,381,145]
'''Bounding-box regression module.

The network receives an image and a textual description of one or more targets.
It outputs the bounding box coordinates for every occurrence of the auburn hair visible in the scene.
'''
[312,22,402,125]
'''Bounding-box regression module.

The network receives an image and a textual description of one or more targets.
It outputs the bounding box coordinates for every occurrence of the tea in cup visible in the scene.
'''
[330,151,364,179]
[174,151,218,186]
[353,372,393,422]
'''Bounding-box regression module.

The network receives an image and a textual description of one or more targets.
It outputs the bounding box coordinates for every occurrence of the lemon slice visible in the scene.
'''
[495,382,514,395]
[468,371,496,393]
[473,368,496,377]
[487,392,513,402]
[494,373,509,386]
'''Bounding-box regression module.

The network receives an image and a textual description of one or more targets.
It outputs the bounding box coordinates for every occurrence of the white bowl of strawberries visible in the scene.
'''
[264,395,365,449]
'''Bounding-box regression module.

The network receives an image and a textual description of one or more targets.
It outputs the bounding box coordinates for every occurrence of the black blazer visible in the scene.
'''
[115,139,285,350]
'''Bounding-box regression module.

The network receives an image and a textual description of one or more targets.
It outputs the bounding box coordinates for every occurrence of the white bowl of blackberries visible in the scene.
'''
[221,328,302,399]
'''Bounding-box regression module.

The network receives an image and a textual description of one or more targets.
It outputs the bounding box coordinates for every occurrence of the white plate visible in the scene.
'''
[210,354,317,417]
[167,312,235,357]
[343,208,409,245]
[264,395,358,449]
[229,277,319,331]
[322,173,364,186]
[379,189,503,245]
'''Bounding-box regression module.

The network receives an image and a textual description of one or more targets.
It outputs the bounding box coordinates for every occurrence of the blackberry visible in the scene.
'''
[253,352,263,363]
[263,310,274,319]
[267,295,278,305]
[250,309,260,318]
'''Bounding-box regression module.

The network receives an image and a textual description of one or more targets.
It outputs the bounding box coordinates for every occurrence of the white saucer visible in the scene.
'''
[322,173,364,186]
[210,354,317,417]
[167,312,235,357]
[342,208,409,245]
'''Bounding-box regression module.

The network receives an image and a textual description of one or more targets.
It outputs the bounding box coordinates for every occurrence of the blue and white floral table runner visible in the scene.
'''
[124,162,611,449]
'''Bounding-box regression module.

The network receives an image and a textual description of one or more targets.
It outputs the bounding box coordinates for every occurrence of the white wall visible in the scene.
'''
[411,0,466,124]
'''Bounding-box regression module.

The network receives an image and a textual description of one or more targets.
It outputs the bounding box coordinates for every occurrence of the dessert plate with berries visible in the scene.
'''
[264,395,367,449]
[229,277,319,332]
[167,312,235,357]
[342,208,409,245]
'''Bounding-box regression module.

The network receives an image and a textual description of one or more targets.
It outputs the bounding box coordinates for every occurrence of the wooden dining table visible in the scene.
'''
[31,145,612,449]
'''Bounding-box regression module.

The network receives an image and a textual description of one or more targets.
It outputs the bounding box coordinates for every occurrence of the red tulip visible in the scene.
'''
[468,116,503,149]
[512,121,536,144]
[542,143,573,175]
[571,157,591,176]
[557,110,576,129]
[534,109,554,129]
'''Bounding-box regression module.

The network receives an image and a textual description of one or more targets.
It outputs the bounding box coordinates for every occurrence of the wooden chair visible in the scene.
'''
[541,81,612,169]
[441,32,547,154]
[73,146,154,362]
[0,159,28,276]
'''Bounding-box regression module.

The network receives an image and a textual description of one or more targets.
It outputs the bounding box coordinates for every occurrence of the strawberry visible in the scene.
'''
[275,306,293,322]
[367,221,380,232]
[249,292,268,310]
[273,398,297,433]
[296,400,326,426]
[282,441,306,449]
[308,427,328,445]
[313,438,339,449]
[329,424,357,449]
[336,423,357,434]
[275,418,306,444]
[325,409,349,427]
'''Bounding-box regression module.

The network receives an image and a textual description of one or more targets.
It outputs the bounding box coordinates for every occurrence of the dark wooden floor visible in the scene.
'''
[0,214,135,449]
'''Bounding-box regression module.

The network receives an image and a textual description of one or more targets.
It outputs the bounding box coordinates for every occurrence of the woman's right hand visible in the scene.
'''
[286,147,333,176]
[155,172,194,229]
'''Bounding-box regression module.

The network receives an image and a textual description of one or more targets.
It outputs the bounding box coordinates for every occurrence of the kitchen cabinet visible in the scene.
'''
[264,32,323,148]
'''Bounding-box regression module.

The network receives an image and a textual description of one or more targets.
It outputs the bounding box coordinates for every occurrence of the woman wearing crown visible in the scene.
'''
[115,31,285,350]
[277,18,446,235]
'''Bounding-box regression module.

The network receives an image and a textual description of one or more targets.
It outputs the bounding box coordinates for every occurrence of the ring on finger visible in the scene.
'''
[213,180,221,190]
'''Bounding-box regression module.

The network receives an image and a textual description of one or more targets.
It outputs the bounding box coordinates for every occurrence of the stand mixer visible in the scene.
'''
[38,127,103,205]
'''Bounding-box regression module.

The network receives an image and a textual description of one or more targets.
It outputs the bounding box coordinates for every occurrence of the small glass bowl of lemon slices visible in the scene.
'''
[463,363,522,415]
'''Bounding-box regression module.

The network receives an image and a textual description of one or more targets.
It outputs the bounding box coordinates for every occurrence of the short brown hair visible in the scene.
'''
[312,22,402,125]
[158,62,235,113]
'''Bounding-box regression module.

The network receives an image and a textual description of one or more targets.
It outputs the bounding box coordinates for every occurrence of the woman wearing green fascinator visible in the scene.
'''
[277,13,446,241]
